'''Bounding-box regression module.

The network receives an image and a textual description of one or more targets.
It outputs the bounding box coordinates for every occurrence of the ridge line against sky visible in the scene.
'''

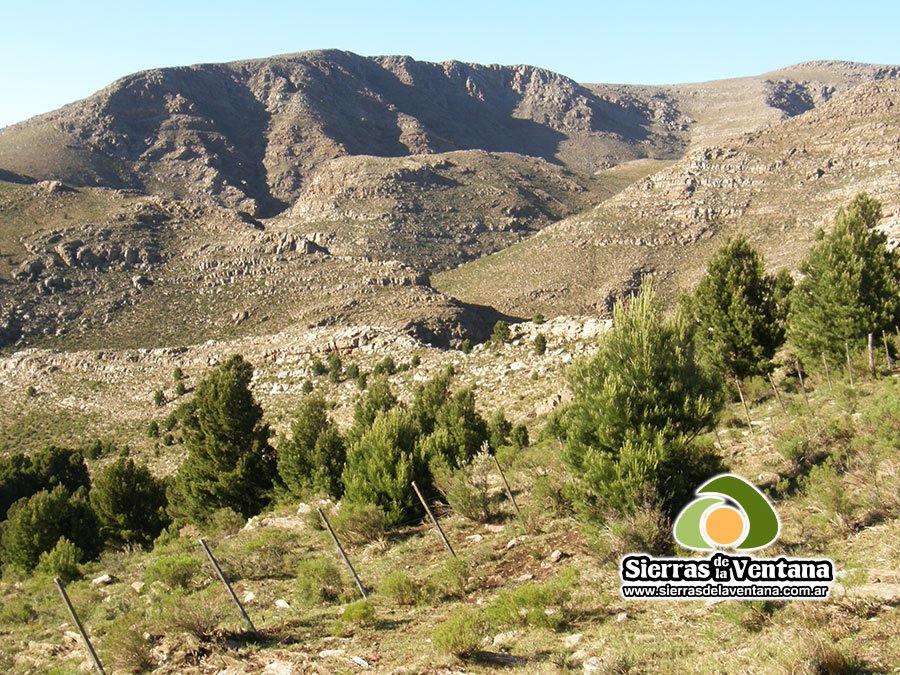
[1,0,898,128]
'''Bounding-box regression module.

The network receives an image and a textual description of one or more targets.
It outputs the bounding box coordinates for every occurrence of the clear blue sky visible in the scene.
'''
[2,0,898,128]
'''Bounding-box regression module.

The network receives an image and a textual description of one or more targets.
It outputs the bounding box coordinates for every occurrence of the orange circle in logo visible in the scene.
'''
[704,506,744,546]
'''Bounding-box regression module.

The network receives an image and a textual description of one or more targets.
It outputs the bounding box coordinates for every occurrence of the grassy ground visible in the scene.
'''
[0,349,897,673]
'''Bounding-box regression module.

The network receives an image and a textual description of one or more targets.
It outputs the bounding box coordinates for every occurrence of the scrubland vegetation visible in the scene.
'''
[0,194,897,672]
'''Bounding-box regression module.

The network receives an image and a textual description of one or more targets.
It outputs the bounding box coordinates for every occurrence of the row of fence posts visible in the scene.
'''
[55,443,521,673]
[732,330,896,435]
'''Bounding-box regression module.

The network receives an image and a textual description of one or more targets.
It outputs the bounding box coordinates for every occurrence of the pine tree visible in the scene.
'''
[788,193,900,362]
[341,409,430,526]
[0,486,101,570]
[170,355,275,522]
[690,235,785,379]
[277,395,346,499]
[563,283,722,518]
[349,376,398,441]
[90,458,169,547]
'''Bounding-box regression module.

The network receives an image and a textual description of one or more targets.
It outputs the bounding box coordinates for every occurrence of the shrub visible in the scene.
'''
[598,502,672,558]
[432,606,490,657]
[329,502,386,546]
[102,613,155,673]
[372,356,397,376]
[206,507,246,536]
[718,600,778,633]
[534,332,547,355]
[803,459,857,535]
[532,313,546,324]
[91,458,169,547]
[0,597,37,625]
[342,409,429,526]
[377,570,419,606]
[145,553,204,590]
[25,385,37,397]
[487,410,512,450]
[460,339,472,354]
[419,384,488,467]
[220,527,299,580]
[35,537,82,582]
[173,367,184,381]
[310,357,327,376]
[147,421,160,438]
[492,321,511,345]
[341,599,375,624]
[485,568,578,630]
[433,451,496,523]
[153,390,165,407]
[169,355,275,522]
[328,352,343,383]
[345,363,360,380]
[0,486,101,570]
[154,587,225,640]
[278,395,346,499]
[426,557,470,600]
[300,379,314,394]
[296,558,346,605]
[175,381,186,396]
[510,424,529,449]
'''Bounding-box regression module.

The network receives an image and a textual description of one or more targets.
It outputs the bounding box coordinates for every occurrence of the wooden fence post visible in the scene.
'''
[54,577,106,675]
[735,378,754,435]
[199,538,260,639]
[845,343,854,387]
[318,508,368,599]
[868,333,876,376]
[796,361,811,410]
[411,481,456,558]
[883,330,893,368]
[767,373,787,415]
[493,455,520,515]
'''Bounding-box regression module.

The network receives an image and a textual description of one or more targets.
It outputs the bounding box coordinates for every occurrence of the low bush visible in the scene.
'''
[102,613,155,673]
[432,606,490,657]
[432,451,497,523]
[377,570,419,606]
[484,568,578,630]
[154,587,225,640]
[425,557,469,600]
[341,599,375,624]
[144,553,204,590]
[35,537,82,582]
[330,502,386,546]
[296,558,346,605]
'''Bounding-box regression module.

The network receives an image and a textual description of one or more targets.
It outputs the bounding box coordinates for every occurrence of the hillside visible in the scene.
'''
[435,80,900,316]
[0,54,898,350]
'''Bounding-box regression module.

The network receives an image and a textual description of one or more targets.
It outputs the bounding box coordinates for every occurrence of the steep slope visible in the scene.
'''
[434,80,900,317]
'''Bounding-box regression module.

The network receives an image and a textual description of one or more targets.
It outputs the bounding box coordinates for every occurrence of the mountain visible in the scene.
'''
[0,52,897,349]
[434,79,900,316]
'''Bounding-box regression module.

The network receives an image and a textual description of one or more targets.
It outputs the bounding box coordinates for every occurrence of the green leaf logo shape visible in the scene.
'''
[673,474,780,551]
